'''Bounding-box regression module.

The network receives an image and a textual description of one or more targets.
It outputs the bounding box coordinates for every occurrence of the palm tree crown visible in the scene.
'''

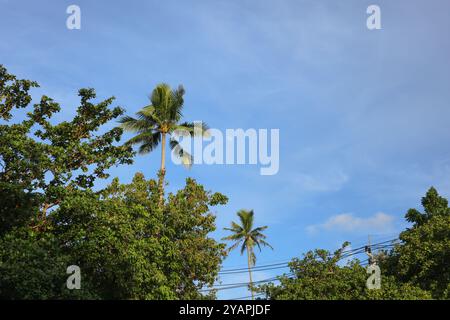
[119,83,207,168]
[118,84,208,203]
[222,209,273,299]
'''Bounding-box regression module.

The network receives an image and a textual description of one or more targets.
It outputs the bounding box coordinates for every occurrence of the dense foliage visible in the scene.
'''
[0,66,227,299]
[257,243,431,300]
[0,174,228,299]
[381,187,450,298]
[0,65,134,229]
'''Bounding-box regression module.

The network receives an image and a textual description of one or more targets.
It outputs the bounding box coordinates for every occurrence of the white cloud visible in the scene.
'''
[307,212,395,235]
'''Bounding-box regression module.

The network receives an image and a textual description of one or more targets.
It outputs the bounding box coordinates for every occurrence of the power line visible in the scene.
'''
[219,265,290,275]
[233,293,266,300]
[218,238,399,275]
[223,239,399,299]
[200,274,293,292]
[210,274,292,288]
[219,262,290,274]
[218,258,293,272]
[219,243,372,273]
[208,239,399,294]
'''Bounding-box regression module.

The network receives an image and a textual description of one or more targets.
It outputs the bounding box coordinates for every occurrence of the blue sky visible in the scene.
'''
[2,0,450,299]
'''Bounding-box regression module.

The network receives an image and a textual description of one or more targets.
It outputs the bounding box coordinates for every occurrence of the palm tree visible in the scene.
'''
[222,210,273,300]
[119,83,208,204]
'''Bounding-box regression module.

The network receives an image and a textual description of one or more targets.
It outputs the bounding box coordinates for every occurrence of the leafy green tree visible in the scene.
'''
[405,187,450,225]
[382,187,450,298]
[222,210,273,300]
[52,173,228,299]
[0,227,98,299]
[257,243,431,300]
[0,182,39,236]
[1,173,228,299]
[0,65,134,225]
[118,84,208,204]
[0,64,38,121]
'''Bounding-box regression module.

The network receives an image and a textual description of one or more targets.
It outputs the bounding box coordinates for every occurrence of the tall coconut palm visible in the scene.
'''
[222,210,273,300]
[119,83,208,204]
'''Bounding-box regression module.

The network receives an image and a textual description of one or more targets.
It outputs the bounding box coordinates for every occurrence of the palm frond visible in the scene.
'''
[225,241,241,253]
[124,131,156,145]
[150,83,172,121]
[251,226,268,233]
[223,226,243,234]
[231,221,244,231]
[221,233,244,241]
[240,242,247,255]
[175,121,210,137]
[136,105,161,125]
[150,83,171,107]
[169,85,185,122]
[169,138,193,169]
[224,221,243,233]
[135,132,161,154]
[250,231,267,240]
[253,237,262,252]
[118,116,153,132]
[237,210,254,233]
[258,239,274,250]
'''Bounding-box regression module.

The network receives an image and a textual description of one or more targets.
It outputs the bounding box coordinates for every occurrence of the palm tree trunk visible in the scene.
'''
[158,132,166,206]
[247,244,254,300]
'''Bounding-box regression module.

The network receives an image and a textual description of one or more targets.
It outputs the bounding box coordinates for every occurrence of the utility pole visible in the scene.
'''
[365,234,375,265]
[365,234,381,289]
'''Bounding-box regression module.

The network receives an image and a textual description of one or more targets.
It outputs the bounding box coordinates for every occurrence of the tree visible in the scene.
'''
[0,65,134,225]
[222,210,273,300]
[381,187,450,298]
[0,173,229,299]
[0,227,98,299]
[0,64,38,121]
[257,243,431,300]
[118,84,208,205]
[0,182,39,237]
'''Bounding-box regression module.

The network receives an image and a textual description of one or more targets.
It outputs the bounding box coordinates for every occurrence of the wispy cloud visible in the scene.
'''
[307,212,395,235]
